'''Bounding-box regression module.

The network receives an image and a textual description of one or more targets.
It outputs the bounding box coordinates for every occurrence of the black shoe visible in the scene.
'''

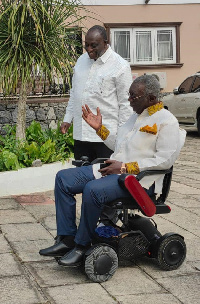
[58,245,90,267]
[39,241,74,257]
[54,235,65,245]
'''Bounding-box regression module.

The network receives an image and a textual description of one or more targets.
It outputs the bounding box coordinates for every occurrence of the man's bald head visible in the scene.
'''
[86,25,107,41]
[85,25,108,60]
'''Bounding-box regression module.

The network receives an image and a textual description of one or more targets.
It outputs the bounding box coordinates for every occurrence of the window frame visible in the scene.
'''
[105,22,183,69]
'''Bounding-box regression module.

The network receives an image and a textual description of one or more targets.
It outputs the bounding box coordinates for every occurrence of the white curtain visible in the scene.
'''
[157,30,173,61]
[136,31,152,62]
[114,31,130,62]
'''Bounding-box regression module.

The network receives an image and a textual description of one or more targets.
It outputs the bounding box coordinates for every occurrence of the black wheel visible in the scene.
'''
[157,234,186,270]
[197,116,200,136]
[84,245,118,282]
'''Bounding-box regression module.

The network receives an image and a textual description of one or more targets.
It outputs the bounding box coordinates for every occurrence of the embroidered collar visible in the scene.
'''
[148,101,164,116]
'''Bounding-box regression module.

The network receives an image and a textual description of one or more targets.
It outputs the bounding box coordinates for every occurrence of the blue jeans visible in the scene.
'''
[55,165,153,246]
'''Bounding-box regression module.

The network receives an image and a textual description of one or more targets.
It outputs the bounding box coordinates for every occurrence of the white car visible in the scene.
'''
[162,72,200,135]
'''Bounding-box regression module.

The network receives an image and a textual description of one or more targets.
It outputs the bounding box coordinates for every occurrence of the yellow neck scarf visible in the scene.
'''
[148,101,164,116]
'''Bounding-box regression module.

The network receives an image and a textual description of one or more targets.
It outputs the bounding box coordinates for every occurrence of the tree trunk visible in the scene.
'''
[16,84,27,141]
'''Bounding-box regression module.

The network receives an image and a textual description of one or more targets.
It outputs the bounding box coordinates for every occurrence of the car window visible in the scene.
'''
[191,76,200,93]
[178,76,194,94]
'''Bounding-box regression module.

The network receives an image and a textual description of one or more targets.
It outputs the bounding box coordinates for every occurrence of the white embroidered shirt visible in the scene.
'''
[93,108,186,193]
[63,46,133,142]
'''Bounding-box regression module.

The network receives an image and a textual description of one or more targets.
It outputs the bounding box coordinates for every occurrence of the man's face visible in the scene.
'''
[85,31,107,60]
[128,83,150,114]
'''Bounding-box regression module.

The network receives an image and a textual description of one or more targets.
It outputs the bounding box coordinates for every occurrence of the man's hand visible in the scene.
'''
[99,159,123,176]
[60,122,71,134]
[82,104,102,131]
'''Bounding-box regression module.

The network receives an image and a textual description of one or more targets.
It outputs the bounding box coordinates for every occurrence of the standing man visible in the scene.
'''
[60,25,133,162]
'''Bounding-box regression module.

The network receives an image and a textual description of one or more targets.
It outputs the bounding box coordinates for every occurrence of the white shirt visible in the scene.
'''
[64,46,133,142]
[93,108,186,194]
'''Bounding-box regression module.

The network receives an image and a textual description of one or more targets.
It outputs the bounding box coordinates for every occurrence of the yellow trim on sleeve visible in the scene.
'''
[125,162,140,175]
[96,125,110,141]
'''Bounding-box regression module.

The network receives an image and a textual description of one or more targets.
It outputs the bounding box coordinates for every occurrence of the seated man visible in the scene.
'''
[39,75,186,267]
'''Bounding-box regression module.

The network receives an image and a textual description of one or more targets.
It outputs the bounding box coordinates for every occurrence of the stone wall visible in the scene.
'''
[0,96,69,135]
[0,92,172,135]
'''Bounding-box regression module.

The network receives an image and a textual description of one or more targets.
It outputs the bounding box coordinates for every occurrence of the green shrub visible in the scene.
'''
[0,121,74,172]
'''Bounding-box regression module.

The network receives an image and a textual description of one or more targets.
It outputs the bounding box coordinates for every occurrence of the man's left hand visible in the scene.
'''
[98,159,123,176]
[82,104,102,131]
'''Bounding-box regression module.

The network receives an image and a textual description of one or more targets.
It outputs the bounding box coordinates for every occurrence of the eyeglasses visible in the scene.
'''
[128,93,145,101]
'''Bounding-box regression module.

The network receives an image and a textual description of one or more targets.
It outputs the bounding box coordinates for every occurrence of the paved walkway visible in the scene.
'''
[0,132,200,304]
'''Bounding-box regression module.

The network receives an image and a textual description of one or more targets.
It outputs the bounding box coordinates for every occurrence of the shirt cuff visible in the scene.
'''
[63,113,73,123]
[96,125,110,141]
[125,162,140,175]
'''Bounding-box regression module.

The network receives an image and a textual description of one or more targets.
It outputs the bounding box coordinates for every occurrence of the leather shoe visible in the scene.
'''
[54,235,65,245]
[58,247,88,267]
[39,241,74,257]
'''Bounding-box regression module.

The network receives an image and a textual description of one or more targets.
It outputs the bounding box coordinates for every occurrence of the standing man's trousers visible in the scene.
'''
[54,165,132,246]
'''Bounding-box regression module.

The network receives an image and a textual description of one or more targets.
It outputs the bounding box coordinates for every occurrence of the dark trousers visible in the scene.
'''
[55,166,132,246]
[74,139,115,223]
[55,165,154,246]
[74,140,113,163]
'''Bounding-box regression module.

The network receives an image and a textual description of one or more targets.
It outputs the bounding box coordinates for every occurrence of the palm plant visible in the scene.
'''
[0,0,86,140]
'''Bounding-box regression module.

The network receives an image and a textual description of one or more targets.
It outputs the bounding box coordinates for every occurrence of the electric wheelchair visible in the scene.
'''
[72,156,186,283]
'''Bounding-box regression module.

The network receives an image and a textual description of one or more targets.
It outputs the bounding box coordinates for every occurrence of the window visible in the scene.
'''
[191,76,200,93]
[178,77,194,94]
[106,23,182,67]
[179,75,200,94]
[110,27,176,65]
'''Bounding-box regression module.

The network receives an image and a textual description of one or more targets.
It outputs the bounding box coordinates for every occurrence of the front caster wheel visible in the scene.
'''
[157,234,186,270]
[84,244,118,282]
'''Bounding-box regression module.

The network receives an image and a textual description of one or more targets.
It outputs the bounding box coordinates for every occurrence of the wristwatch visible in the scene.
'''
[120,163,126,174]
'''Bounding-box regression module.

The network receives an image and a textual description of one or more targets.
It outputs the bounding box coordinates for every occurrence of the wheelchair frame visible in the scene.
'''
[72,157,186,283]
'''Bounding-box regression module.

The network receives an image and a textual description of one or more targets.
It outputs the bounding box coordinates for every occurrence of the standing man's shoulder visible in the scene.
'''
[74,52,90,67]
[109,48,130,68]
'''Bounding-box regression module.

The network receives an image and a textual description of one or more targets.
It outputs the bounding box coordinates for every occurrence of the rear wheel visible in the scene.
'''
[157,234,186,270]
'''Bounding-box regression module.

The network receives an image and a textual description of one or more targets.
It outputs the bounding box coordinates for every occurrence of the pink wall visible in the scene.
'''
[82,4,200,91]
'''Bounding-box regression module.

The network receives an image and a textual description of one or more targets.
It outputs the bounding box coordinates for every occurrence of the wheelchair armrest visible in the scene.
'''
[119,167,173,185]
[118,174,156,217]
[136,167,173,203]
[136,167,173,181]
[72,159,91,167]
[91,158,109,165]
[118,167,173,217]
[72,157,109,167]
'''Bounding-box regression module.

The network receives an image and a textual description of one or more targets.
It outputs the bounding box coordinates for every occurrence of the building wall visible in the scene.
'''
[82,3,200,91]
[82,0,200,4]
